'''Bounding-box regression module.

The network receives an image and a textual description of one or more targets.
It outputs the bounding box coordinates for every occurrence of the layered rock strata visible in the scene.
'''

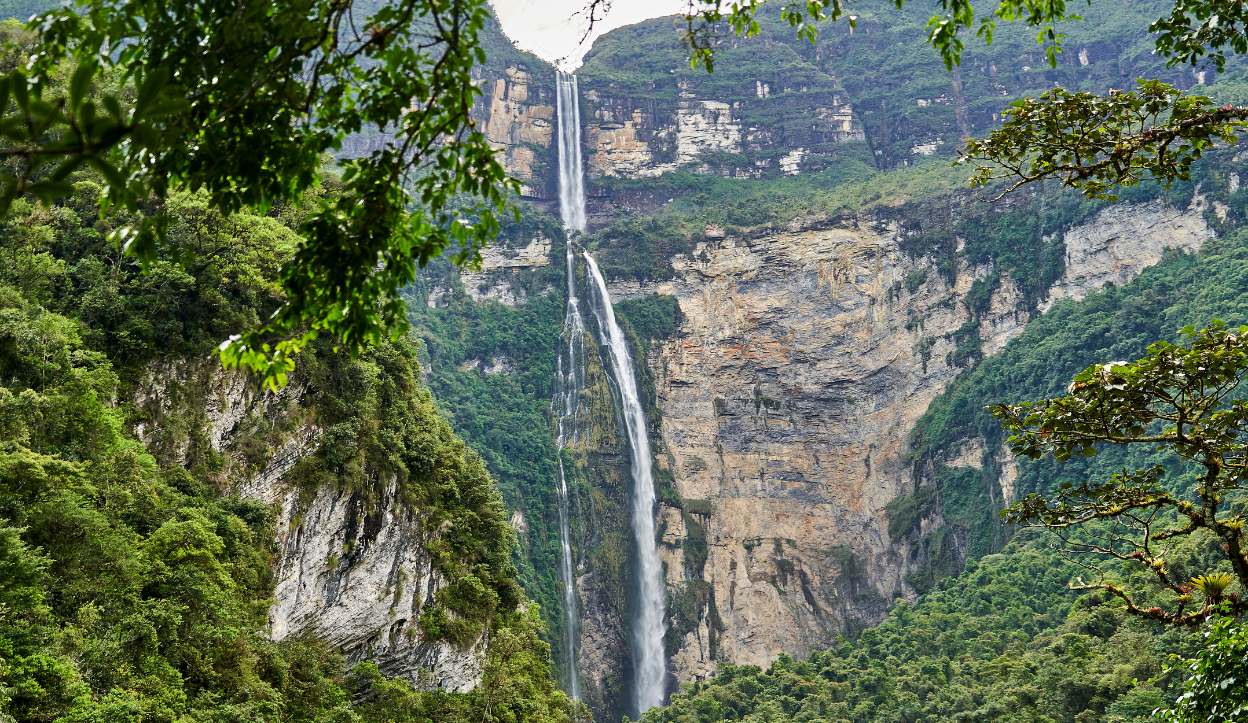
[599,198,1210,682]
[581,87,862,182]
[428,197,1212,699]
[479,65,556,197]
[249,474,486,692]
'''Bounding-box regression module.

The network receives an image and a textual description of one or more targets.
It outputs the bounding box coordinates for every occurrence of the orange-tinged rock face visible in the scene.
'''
[478,65,555,183]
[571,199,1210,685]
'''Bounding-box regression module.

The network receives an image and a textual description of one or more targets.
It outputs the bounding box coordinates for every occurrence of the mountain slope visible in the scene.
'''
[0,185,575,721]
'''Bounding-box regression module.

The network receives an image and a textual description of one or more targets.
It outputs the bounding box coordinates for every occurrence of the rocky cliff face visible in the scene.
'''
[1040,196,1212,311]
[478,65,556,199]
[598,197,1210,683]
[474,59,863,220]
[453,9,1232,713]
[244,470,486,692]
[580,84,862,183]
[472,16,867,226]
[133,363,489,694]
[425,195,1211,705]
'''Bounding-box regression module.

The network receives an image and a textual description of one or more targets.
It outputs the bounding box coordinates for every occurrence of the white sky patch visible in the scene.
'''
[490,0,689,69]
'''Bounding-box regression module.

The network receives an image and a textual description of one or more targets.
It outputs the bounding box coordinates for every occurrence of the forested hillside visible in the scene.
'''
[0,176,574,720]
[3,0,1248,719]
[644,535,1191,723]
[418,3,1248,712]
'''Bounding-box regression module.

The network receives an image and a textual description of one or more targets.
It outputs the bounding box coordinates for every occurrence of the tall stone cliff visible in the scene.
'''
[453,8,1238,714]
[618,197,1210,682]
[426,195,1212,706]
[472,16,867,224]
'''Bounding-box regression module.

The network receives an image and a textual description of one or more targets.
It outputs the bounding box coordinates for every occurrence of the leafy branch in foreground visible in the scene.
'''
[1,0,516,387]
[676,0,1086,72]
[1157,607,1248,723]
[995,322,1248,625]
[961,80,1248,201]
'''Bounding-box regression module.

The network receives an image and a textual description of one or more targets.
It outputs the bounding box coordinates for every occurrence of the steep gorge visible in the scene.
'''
[429,8,1248,719]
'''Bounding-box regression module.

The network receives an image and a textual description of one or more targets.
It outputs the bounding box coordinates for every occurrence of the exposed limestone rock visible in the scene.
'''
[780,149,805,175]
[132,360,306,471]
[945,438,985,469]
[457,233,553,308]
[577,567,628,711]
[473,63,865,195]
[669,603,717,683]
[461,278,530,308]
[659,505,688,585]
[135,361,491,694]
[260,479,485,692]
[458,355,515,376]
[580,198,1213,685]
[585,95,747,180]
[584,93,862,180]
[427,284,450,308]
[1041,197,1210,311]
[997,442,1020,505]
[482,66,555,187]
[817,102,862,143]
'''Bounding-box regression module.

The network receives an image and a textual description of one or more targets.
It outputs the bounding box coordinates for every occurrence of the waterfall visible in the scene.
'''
[551,248,586,701]
[557,67,666,715]
[556,71,586,233]
[553,69,586,700]
[584,253,667,716]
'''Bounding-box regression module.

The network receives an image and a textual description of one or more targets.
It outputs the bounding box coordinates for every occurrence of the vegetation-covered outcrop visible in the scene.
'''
[905,218,1248,591]
[0,180,576,721]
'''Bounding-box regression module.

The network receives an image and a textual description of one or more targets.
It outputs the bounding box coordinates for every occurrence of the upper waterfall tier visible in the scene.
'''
[555,71,586,232]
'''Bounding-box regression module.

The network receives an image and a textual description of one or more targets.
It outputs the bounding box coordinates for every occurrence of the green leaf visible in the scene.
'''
[102,94,122,120]
[69,60,95,110]
[135,66,169,117]
[10,71,28,111]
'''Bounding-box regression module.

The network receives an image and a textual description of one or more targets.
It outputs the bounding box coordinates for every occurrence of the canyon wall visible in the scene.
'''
[427,196,1212,703]
[456,9,1232,714]
[473,17,867,225]
[621,198,1210,681]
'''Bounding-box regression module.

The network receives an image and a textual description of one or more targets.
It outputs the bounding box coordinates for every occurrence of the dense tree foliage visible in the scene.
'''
[0,0,513,384]
[642,535,1198,723]
[0,169,575,721]
[663,0,1248,205]
[1157,609,1248,722]
[996,322,1248,624]
[903,186,1248,584]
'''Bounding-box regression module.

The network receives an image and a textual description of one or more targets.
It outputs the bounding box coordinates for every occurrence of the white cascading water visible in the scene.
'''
[584,253,667,716]
[556,72,586,233]
[553,69,586,700]
[551,251,586,700]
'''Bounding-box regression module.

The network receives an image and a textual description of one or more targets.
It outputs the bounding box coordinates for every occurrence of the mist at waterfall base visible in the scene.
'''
[555,70,668,717]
